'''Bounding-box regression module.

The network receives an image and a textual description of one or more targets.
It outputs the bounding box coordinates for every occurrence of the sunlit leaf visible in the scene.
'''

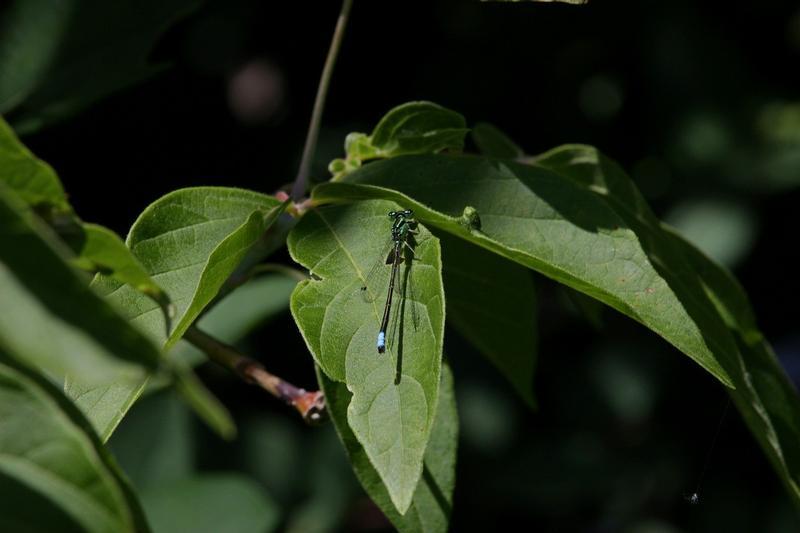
[318,361,457,532]
[289,201,445,513]
[70,188,284,440]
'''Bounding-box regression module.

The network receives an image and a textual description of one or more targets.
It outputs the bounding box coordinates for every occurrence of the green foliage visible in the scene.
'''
[1,32,798,530]
[471,122,524,159]
[0,352,150,533]
[0,185,160,383]
[139,475,279,533]
[73,188,284,439]
[318,362,457,533]
[439,232,537,406]
[329,102,468,178]
[289,201,445,513]
[0,0,202,133]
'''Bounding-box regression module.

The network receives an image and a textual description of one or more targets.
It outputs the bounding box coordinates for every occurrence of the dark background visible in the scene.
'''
[12,0,800,531]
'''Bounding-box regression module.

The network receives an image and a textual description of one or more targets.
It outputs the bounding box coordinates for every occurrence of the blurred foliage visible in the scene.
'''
[2,0,800,531]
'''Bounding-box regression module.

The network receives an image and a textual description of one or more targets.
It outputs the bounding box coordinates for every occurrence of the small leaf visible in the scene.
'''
[331,102,468,179]
[317,361,457,533]
[369,101,468,158]
[288,201,445,514]
[471,122,524,159]
[139,474,279,533]
[439,232,537,407]
[0,184,160,382]
[0,352,150,533]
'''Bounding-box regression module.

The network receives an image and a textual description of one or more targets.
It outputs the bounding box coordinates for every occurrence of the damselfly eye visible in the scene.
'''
[403,209,413,216]
[388,211,397,217]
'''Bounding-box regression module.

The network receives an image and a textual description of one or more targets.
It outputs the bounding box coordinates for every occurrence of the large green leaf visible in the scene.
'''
[439,232,537,407]
[0,351,150,533]
[0,0,201,133]
[0,184,159,382]
[288,201,445,514]
[313,145,800,505]
[314,156,733,387]
[317,361,457,533]
[70,187,284,440]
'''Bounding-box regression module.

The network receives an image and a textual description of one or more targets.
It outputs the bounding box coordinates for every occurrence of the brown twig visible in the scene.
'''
[184,326,325,424]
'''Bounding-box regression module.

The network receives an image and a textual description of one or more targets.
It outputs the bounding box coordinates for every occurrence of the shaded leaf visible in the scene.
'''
[172,363,236,441]
[471,122,524,159]
[139,474,279,533]
[0,0,202,133]
[439,231,537,407]
[369,101,468,157]
[0,184,159,382]
[330,102,467,178]
[0,351,150,533]
[289,201,445,513]
[317,361,457,533]
[74,223,173,315]
[0,115,68,210]
[169,273,298,369]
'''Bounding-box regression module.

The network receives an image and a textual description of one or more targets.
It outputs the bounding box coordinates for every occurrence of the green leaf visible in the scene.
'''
[0,0,202,133]
[0,184,160,383]
[0,115,68,210]
[97,187,285,349]
[169,273,298,369]
[317,361,457,533]
[330,102,468,179]
[313,154,735,388]
[439,232,537,407]
[139,474,279,533]
[65,373,149,442]
[109,391,194,491]
[311,144,800,505]
[71,187,284,440]
[369,101,468,157]
[471,122,524,159]
[0,351,150,533]
[288,201,445,513]
[172,364,236,441]
[74,223,173,314]
[1,115,173,314]
[661,225,800,504]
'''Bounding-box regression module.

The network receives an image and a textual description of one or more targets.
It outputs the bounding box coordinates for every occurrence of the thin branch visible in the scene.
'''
[184,326,325,424]
[290,0,353,200]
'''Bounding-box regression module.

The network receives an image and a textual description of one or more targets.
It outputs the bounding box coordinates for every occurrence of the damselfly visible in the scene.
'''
[360,209,418,353]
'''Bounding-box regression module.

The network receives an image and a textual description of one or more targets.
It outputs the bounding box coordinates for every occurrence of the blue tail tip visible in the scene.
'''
[377,332,386,353]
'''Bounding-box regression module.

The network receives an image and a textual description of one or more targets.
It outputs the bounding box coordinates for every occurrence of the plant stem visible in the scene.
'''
[184,326,326,424]
[290,0,353,200]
